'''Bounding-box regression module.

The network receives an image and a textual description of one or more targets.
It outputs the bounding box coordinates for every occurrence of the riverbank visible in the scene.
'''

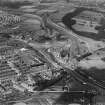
[62,7,105,41]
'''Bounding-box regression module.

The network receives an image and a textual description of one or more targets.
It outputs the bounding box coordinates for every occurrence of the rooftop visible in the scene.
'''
[0,60,18,80]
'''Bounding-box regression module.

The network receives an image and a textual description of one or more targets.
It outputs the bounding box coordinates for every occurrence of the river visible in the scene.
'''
[62,7,105,41]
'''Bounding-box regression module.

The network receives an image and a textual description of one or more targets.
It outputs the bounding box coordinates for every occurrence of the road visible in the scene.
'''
[44,17,105,90]
[46,17,105,52]
[14,16,105,90]
[4,12,105,104]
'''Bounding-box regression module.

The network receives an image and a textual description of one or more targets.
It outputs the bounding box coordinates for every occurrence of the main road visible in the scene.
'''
[14,16,105,90]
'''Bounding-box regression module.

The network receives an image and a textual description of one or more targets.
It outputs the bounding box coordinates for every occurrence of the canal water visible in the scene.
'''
[62,7,105,41]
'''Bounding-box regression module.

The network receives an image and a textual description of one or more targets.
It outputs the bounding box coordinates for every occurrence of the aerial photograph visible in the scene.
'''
[0,0,105,105]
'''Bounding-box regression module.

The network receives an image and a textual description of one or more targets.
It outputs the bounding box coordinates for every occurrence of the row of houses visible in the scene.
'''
[0,59,18,80]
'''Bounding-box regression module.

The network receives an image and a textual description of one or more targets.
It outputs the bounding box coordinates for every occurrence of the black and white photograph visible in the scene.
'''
[0,0,105,105]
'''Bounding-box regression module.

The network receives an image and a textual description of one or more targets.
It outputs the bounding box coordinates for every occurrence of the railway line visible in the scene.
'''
[0,8,105,104]
[12,15,105,91]
[45,17,105,90]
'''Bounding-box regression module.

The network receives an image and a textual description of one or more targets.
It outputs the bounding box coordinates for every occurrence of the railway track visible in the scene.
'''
[44,17,105,90]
